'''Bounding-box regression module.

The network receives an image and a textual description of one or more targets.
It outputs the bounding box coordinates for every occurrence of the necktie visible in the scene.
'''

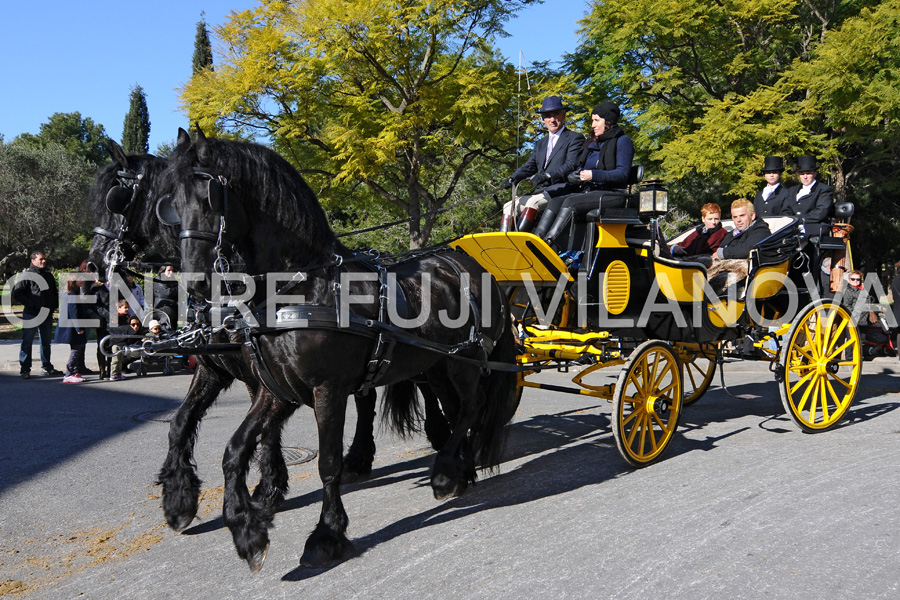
[544,135,556,168]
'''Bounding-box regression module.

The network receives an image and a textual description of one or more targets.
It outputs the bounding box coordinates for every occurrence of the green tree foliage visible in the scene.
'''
[192,13,214,75]
[0,140,95,278]
[122,84,151,154]
[572,0,900,271]
[15,112,109,165]
[180,0,543,248]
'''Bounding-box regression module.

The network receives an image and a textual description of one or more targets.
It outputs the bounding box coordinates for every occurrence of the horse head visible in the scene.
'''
[86,139,172,280]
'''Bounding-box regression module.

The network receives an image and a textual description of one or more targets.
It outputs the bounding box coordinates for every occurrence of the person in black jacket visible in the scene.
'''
[753,156,791,217]
[56,274,89,383]
[11,251,62,378]
[500,96,584,232]
[707,199,771,294]
[783,155,834,239]
[153,264,179,329]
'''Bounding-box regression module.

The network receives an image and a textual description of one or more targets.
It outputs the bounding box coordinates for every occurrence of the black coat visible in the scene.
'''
[719,219,772,259]
[783,180,834,238]
[753,183,791,217]
[11,264,58,316]
[511,127,584,194]
[55,292,86,345]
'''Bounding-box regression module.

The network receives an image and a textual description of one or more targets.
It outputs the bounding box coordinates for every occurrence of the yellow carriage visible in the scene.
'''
[452,176,862,467]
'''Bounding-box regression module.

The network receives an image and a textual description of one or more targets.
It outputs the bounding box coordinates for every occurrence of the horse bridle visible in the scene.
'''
[175,168,240,277]
[93,169,144,280]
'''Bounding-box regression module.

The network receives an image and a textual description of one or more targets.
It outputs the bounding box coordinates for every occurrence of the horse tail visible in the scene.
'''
[471,318,518,471]
[381,379,423,438]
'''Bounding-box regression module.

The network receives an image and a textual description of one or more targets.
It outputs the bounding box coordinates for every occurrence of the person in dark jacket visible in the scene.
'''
[500,96,585,232]
[110,316,144,381]
[671,203,727,259]
[782,155,834,239]
[11,251,62,378]
[56,274,88,383]
[153,264,179,329]
[753,156,791,217]
[532,101,635,249]
[707,199,771,293]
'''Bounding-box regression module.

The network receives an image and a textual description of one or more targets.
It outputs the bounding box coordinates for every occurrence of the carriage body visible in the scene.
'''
[452,181,863,466]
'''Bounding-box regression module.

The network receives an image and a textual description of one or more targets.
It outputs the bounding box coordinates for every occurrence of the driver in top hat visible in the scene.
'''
[753,156,791,217]
[782,155,834,239]
[500,95,584,232]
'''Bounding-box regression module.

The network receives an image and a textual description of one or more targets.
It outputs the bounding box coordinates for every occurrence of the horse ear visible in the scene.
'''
[195,127,212,165]
[175,128,192,153]
[106,186,133,214]
[208,179,225,213]
[107,139,129,169]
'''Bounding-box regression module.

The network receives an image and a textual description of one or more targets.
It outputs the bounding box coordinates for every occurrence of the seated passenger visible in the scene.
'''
[531,101,635,250]
[782,155,833,239]
[706,198,771,294]
[500,96,584,232]
[671,203,727,260]
[754,156,791,217]
[840,270,883,328]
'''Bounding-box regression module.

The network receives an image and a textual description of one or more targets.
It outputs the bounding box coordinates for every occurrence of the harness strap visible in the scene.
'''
[243,335,305,406]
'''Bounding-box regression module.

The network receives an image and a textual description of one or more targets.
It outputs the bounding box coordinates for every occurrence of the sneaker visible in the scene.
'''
[21,372,31,380]
[42,367,64,377]
[62,374,84,384]
[112,374,126,381]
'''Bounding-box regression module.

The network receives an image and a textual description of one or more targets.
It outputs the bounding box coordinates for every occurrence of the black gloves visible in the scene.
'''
[502,177,515,189]
[529,172,551,187]
[567,171,581,184]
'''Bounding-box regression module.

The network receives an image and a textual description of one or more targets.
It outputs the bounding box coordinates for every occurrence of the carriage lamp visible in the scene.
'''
[639,179,668,215]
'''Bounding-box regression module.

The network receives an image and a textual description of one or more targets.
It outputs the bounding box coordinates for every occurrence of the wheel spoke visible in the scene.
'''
[824,318,849,357]
[789,369,815,395]
[795,372,818,412]
[825,337,854,362]
[826,369,853,390]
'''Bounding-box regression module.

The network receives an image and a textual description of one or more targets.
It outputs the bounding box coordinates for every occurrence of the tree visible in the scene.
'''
[122,84,151,154]
[15,112,109,165]
[180,0,543,248]
[571,0,900,271]
[0,140,95,278]
[192,12,214,75]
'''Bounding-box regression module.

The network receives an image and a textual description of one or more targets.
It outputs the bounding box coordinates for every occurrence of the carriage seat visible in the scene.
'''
[583,164,645,222]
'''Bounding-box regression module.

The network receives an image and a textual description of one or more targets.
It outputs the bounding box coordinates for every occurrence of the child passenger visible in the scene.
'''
[670,203,727,261]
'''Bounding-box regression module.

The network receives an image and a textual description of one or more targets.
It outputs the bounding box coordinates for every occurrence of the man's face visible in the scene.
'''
[731,206,754,231]
[763,171,781,185]
[542,109,566,134]
[31,254,46,268]
[798,170,816,186]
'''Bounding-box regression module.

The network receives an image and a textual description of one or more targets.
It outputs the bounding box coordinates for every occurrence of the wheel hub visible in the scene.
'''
[646,395,668,415]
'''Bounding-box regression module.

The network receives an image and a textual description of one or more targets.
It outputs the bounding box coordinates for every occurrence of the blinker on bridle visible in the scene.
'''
[93,169,143,279]
[175,168,235,276]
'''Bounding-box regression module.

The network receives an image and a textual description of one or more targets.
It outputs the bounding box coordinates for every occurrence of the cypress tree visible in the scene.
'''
[121,85,150,154]
[192,13,214,75]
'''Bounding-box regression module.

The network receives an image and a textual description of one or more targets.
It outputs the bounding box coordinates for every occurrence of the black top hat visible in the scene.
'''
[762,156,784,172]
[794,155,819,172]
[536,96,569,114]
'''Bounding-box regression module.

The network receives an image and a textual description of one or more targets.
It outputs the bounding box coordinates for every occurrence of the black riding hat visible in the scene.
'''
[761,156,784,173]
[536,96,569,114]
[793,155,819,172]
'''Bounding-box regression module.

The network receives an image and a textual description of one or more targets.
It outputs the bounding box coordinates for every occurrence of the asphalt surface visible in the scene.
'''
[1,338,899,599]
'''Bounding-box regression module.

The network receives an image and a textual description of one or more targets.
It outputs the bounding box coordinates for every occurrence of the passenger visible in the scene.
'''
[531,101,635,250]
[706,198,771,294]
[753,156,791,217]
[782,155,834,239]
[153,263,179,329]
[110,316,144,381]
[839,270,882,328]
[500,96,584,232]
[670,203,727,260]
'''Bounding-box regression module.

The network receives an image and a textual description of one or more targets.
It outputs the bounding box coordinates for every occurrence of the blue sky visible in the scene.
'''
[0,0,590,154]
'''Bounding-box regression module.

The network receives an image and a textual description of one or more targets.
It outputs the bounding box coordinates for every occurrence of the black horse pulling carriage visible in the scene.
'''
[87,129,864,572]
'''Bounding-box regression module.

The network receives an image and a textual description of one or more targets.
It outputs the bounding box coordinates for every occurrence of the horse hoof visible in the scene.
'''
[340,469,371,485]
[170,515,194,533]
[299,537,353,569]
[431,474,466,500]
[247,542,270,573]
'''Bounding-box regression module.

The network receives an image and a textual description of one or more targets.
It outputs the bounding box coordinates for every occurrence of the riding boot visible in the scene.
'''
[531,206,558,239]
[544,207,574,251]
[499,213,514,232]
[516,207,538,233]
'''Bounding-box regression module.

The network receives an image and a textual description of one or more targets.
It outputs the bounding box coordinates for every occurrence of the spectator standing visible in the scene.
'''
[11,251,62,379]
[56,274,89,383]
[153,264,179,329]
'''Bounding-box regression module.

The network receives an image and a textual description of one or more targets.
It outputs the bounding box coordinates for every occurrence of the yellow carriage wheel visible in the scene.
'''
[613,340,683,467]
[507,285,572,329]
[779,300,862,432]
[674,342,717,406]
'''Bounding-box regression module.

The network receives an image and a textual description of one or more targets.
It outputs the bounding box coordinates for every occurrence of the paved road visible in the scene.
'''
[1,339,899,599]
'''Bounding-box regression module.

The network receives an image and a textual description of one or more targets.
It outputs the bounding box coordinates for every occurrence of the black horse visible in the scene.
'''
[85,142,381,534]
[162,128,516,569]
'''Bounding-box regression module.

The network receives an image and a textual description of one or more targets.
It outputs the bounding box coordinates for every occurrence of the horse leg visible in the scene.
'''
[300,385,354,568]
[250,388,298,516]
[223,388,294,572]
[341,389,377,483]
[429,367,481,500]
[420,383,452,451]
[157,364,230,531]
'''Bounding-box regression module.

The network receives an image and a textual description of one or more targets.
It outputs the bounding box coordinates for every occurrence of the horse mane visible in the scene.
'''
[175,136,341,264]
